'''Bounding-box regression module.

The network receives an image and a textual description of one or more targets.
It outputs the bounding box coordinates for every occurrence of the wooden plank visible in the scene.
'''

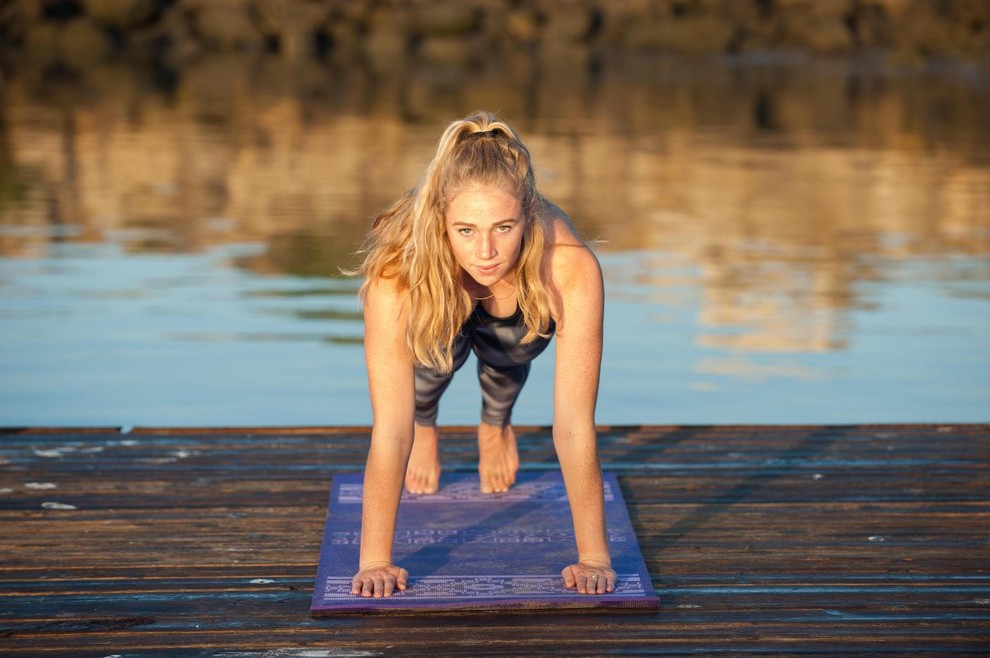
[1,424,989,655]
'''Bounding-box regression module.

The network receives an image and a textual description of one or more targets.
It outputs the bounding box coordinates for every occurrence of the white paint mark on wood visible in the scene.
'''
[41,502,77,510]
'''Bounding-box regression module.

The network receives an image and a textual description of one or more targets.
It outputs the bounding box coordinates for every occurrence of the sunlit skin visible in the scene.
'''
[405,184,525,496]
[353,182,615,599]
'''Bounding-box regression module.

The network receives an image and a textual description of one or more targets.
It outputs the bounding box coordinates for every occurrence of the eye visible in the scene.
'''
[496,224,513,233]
[457,227,473,236]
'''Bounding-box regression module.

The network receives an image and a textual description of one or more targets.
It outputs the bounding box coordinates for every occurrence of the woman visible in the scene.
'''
[350,111,614,598]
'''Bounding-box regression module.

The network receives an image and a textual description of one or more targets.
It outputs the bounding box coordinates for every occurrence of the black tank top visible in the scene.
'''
[467,304,556,368]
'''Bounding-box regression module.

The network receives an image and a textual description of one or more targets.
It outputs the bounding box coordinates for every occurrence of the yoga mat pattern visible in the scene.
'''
[311,470,659,613]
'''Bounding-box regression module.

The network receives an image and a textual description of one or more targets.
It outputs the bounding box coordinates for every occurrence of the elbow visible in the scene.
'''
[552,422,597,450]
[370,419,415,452]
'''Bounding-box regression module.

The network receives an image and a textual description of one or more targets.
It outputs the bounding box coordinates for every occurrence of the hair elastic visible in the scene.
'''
[467,129,502,140]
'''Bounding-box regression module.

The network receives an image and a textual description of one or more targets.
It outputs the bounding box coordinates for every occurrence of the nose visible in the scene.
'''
[477,233,496,260]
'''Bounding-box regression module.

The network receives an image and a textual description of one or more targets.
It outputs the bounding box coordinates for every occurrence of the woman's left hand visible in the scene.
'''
[562,561,616,595]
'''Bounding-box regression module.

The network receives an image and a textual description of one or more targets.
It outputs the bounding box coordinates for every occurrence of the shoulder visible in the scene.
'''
[539,202,603,321]
[362,275,414,367]
[542,200,586,249]
[363,275,409,322]
[549,242,602,295]
[541,202,601,286]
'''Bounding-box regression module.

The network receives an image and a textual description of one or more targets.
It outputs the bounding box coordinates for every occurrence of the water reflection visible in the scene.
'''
[1,54,988,425]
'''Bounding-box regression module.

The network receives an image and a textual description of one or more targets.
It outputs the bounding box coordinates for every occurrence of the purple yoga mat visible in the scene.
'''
[311,470,659,614]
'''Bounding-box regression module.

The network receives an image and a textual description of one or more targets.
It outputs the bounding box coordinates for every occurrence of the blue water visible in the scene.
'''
[1,241,986,427]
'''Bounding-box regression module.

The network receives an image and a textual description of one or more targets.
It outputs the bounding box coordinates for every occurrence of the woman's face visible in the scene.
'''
[445,184,526,287]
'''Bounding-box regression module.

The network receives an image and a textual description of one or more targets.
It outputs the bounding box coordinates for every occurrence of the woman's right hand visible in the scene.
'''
[351,562,409,598]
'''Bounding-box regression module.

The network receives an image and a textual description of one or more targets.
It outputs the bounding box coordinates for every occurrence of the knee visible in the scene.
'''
[478,362,530,390]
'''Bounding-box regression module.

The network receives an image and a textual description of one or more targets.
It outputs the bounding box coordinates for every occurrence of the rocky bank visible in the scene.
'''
[1,0,988,73]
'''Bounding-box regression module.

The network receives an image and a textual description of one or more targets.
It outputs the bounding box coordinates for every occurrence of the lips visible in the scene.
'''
[476,264,500,275]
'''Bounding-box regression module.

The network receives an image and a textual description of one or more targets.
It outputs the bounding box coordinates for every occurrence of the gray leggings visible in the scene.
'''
[414,305,555,427]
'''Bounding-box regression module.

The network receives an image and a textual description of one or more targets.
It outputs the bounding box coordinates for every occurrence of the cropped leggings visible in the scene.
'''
[414,305,555,427]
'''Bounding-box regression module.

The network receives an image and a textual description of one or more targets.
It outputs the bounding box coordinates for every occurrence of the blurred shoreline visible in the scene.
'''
[1,0,988,78]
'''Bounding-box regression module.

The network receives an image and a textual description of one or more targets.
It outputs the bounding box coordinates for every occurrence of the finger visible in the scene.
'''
[562,566,576,589]
[577,573,589,594]
[596,574,607,594]
[606,572,616,593]
[351,576,362,595]
[384,576,395,597]
[361,577,374,598]
[373,576,385,598]
[397,568,409,591]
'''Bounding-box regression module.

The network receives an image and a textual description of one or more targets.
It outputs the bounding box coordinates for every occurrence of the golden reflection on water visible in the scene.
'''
[1,55,988,361]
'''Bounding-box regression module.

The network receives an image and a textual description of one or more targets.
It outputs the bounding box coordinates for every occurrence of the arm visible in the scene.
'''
[351,276,415,597]
[550,243,615,594]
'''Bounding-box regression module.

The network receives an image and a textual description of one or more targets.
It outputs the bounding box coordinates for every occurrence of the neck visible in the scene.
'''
[462,270,516,301]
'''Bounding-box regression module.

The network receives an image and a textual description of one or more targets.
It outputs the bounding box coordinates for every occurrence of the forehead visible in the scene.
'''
[445,184,522,224]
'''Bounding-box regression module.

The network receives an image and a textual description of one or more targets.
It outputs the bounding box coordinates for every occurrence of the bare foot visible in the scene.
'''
[405,423,441,494]
[477,422,519,494]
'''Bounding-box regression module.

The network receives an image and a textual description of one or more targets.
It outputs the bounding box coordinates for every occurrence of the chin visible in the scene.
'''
[474,271,503,285]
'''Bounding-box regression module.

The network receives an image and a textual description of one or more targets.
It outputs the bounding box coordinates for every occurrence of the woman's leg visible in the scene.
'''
[475,361,529,493]
[405,423,442,494]
[407,335,469,493]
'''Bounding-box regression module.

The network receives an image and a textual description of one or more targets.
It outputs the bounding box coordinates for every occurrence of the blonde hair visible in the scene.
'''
[354,111,554,373]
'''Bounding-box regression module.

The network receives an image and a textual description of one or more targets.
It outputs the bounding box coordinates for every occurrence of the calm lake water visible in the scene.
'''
[1,55,988,427]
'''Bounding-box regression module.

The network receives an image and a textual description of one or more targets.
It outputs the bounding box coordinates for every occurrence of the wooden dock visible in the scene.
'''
[1,424,988,655]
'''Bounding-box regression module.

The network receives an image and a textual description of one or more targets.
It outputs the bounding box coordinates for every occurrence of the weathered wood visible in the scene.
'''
[1,424,988,655]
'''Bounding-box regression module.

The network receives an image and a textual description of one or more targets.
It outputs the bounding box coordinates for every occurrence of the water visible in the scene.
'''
[1,55,988,427]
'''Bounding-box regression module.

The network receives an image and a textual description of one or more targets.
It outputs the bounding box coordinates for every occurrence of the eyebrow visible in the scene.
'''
[450,217,521,227]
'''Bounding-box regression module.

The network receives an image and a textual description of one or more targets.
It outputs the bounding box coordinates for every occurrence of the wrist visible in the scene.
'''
[577,555,612,569]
